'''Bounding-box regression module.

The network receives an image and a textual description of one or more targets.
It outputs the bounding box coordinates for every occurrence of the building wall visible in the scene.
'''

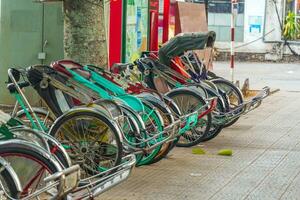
[208,0,244,42]
[214,0,300,55]
[214,0,273,53]
[264,0,284,42]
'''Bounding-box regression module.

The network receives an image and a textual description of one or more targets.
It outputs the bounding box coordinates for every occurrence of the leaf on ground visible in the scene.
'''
[218,149,233,156]
[192,148,206,155]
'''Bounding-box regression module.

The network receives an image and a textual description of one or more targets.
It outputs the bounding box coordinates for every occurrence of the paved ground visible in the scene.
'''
[99,62,300,200]
[214,62,300,91]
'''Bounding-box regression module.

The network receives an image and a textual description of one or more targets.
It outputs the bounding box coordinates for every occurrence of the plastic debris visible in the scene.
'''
[190,173,202,177]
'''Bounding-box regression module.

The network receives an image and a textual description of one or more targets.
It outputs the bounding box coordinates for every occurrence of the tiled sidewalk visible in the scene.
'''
[99,91,300,200]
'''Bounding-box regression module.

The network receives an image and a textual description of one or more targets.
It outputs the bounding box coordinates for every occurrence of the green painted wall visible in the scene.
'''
[43,2,64,64]
[0,0,63,104]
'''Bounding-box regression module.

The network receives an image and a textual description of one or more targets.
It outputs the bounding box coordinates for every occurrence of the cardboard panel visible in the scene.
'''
[195,47,213,70]
[174,2,214,70]
[174,2,207,34]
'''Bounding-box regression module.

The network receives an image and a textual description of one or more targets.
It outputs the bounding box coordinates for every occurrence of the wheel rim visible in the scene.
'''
[216,83,242,110]
[171,94,209,145]
[136,104,163,166]
[0,153,54,198]
[54,115,120,176]
[18,112,54,131]
[151,102,175,162]
[214,81,243,126]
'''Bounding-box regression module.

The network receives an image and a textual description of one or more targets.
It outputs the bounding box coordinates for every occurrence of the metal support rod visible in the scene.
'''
[230,0,238,82]
[204,0,209,22]
[163,0,170,43]
[7,69,44,131]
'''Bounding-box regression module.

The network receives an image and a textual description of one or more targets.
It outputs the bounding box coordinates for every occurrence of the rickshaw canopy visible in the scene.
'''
[158,31,216,66]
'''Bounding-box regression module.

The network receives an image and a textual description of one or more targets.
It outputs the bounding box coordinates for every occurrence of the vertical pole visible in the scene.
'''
[149,0,159,51]
[150,11,159,50]
[163,0,170,43]
[41,3,45,65]
[121,0,127,62]
[204,0,208,23]
[230,0,237,82]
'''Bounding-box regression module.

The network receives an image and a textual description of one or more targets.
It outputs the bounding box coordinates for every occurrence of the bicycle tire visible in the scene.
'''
[15,107,55,130]
[118,104,144,163]
[199,86,225,142]
[0,140,61,198]
[8,127,70,168]
[167,88,212,147]
[161,95,183,151]
[211,78,244,127]
[49,109,122,175]
[136,101,164,166]
[142,97,175,164]
[0,158,19,199]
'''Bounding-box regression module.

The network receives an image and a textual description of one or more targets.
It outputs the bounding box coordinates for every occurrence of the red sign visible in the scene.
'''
[109,0,122,67]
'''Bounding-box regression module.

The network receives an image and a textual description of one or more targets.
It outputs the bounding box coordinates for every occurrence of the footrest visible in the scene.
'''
[72,154,136,199]
[213,86,271,125]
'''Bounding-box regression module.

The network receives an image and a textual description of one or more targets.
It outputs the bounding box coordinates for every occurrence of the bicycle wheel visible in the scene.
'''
[0,157,20,199]
[0,140,61,199]
[141,95,176,164]
[49,109,122,176]
[163,96,182,151]
[199,86,225,142]
[9,127,71,168]
[135,101,164,166]
[167,88,212,147]
[15,107,55,131]
[8,126,48,149]
[119,101,164,166]
[211,78,244,127]
[118,105,145,163]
